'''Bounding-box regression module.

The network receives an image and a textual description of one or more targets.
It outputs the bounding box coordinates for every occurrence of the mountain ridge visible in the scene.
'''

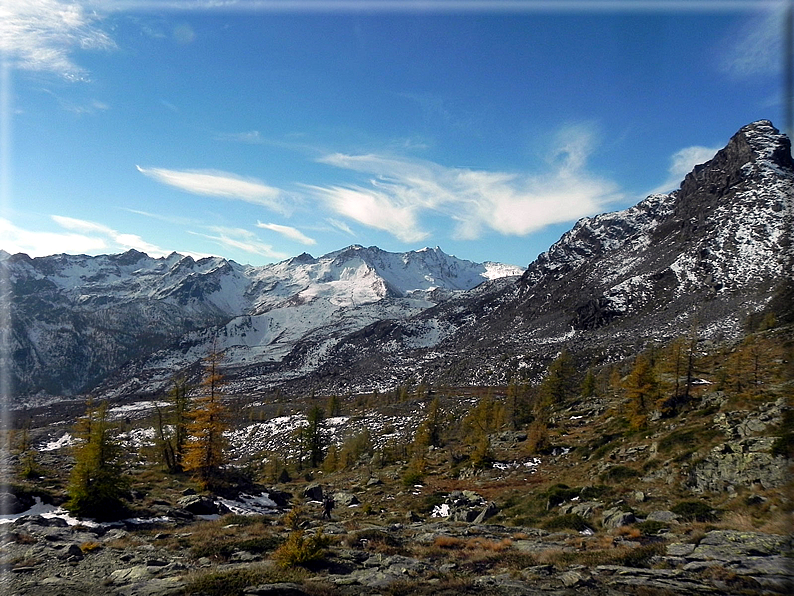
[2,244,522,400]
[3,120,791,402]
[254,119,792,395]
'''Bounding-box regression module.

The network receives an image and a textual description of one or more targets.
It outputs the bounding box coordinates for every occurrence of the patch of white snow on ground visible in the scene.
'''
[431,503,450,518]
[38,433,75,452]
[0,497,100,527]
[216,493,279,516]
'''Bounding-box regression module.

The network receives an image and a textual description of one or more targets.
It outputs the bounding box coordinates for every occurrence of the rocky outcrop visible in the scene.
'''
[688,397,790,493]
[688,440,788,493]
[432,490,499,523]
[3,513,792,595]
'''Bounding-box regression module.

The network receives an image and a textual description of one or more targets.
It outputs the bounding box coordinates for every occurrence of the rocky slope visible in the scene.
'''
[273,120,793,394]
[3,376,791,596]
[2,513,790,595]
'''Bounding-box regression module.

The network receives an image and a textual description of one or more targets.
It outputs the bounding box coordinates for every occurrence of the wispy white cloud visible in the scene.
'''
[327,218,355,236]
[136,165,287,211]
[256,222,317,245]
[720,4,787,78]
[0,216,107,256]
[0,0,115,81]
[216,130,266,144]
[189,226,291,260]
[51,215,173,256]
[307,124,621,242]
[649,145,720,194]
[42,89,111,114]
[172,22,196,44]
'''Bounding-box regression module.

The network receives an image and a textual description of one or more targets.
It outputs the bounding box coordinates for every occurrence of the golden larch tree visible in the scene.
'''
[183,347,229,489]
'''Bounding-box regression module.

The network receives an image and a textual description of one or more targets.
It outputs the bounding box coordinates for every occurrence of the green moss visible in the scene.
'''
[671,500,719,522]
[637,520,670,536]
[542,513,592,532]
[770,409,794,459]
[190,535,283,560]
[545,484,580,508]
[579,485,610,500]
[599,465,639,482]
[185,566,307,596]
[658,428,720,454]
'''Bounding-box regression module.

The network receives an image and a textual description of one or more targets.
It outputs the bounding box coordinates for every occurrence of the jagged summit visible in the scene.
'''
[677,119,792,208]
[268,120,793,394]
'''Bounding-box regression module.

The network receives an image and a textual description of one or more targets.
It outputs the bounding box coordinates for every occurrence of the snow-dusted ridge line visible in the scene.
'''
[3,244,523,398]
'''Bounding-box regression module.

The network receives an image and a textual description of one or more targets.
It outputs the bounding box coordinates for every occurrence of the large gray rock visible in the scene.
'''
[176,495,217,515]
[690,530,792,560]
[646,510,679,523]
[560,500,604,518]
[689,440,788,493]
[332,491,359,507]
[473,501,499,524]
[302,484,324,501]
[602,507,636,528]
[0,492,26,514]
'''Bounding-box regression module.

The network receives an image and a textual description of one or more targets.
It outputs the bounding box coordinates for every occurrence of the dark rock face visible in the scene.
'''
[176,495,218,515]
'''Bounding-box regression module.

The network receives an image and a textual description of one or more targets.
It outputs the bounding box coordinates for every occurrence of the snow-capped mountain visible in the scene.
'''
[244,120,792,393]
[4,120,791,402]
[2,244,522,399]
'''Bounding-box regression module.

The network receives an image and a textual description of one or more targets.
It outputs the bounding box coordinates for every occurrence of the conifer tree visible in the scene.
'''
[300,406,327,468]
[580,368,597,398]
[15,419,39,479]
[66,400,129,519]
[624,354,657,430]
[415,396,443,448]
[539,350,577,409]
[154,377,190,473]
[183,348,229,489]
[327,394,342,417]
[506,379,534,428]
[462,391,503,467]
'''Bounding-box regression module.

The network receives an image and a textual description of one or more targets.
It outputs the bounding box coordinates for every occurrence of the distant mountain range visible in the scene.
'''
[2,242,521,401]
[3,120,792,403]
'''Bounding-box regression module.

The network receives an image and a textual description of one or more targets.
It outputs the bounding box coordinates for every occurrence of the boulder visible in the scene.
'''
[333,491,360,507]
[689,440,788,493]
[646,510,679,523]
[265,488,292,507]
[0,492,26,514]
[473,501,499,524]
[176,495,218,515]
[602,508,636,529]
[302,484,324,501]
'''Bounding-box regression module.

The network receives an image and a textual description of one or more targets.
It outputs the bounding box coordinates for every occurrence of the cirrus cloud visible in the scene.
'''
[256,222,317,245]
[189,226,291,260]
[0,215,174,258]
[0,0,115,81]
[649,145,720,194]
[307,124,622,242]
[136,165,286,211]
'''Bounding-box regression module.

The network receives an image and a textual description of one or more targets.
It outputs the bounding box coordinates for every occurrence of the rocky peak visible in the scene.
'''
[678,120,792,203]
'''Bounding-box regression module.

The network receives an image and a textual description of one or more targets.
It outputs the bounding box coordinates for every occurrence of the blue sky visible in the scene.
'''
[0,1,789,268]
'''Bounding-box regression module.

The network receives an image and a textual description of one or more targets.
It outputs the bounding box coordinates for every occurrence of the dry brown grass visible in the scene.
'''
[80,541,102,553]
[613,526,642,539]
[432,536,512,552]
